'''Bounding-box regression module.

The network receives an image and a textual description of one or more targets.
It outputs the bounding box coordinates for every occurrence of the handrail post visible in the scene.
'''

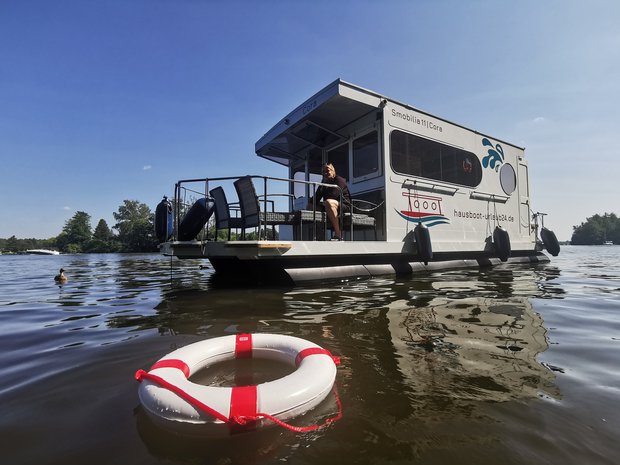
[204,179,209,241]
[312,182,317,241]
[262,176,269,240]
[174,182,179,240]
[339,189,344,240]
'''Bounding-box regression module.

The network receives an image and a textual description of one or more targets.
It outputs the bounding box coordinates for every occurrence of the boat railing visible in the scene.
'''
[172,174,365,241]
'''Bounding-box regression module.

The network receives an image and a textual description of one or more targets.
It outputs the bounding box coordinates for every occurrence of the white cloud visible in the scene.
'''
[63,206,71,211]
[532,116,546,124]
[143,165,152,171]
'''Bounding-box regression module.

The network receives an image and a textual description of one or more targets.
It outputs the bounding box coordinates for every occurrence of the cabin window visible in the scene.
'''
[390,130,482,187]
[293,171,306,198]
[293,170,322,198]
[327,143,349,181]
[352,130,380,181]
[292,148,323,199]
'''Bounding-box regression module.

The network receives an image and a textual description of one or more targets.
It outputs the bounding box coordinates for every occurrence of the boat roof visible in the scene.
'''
[255,79,524,167]
[255,79,382,167]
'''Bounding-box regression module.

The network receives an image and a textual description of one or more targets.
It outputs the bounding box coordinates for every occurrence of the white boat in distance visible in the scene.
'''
[156,80,560,284]
[26,249,60,255]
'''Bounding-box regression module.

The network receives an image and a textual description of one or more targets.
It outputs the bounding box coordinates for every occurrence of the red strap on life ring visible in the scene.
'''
[135,369,229,423]
[229,385,258,432]
[295,347,341,367]
[235,333,253,359]
[149,359,190,378]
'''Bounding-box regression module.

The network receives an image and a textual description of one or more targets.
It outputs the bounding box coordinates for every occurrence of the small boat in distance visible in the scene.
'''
[156,80,560,284]
[604,240,613,245]
[26,249,60,255]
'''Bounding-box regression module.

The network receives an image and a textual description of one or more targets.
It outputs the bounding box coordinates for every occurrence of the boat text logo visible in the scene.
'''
[482,138,504,171]
[396,192,450,227]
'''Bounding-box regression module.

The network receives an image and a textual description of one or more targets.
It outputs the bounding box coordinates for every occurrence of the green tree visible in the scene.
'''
[6,235,19,252]
[113,200,157,252]
[206,224,238,241]
[571,212,619,245]
[0,236,58,253]
[55,211,92,253]
[86,219,120,252]
[93,219,113,241]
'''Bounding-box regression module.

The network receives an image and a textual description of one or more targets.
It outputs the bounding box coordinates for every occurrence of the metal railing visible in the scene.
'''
[172,174,347,241]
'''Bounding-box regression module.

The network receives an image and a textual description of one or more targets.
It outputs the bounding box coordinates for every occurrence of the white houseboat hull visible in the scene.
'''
[161,240,549,284]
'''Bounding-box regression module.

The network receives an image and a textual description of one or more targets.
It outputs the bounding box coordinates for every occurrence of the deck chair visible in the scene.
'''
[233,176,295,239]
[209,186,244,240]
[346,199,379,239]
[294,198,378,240]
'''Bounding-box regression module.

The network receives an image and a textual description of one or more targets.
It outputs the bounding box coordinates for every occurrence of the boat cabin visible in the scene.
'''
[255,79,531,249]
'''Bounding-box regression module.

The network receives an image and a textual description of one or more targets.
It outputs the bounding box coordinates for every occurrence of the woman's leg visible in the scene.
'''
[324,199,341,238]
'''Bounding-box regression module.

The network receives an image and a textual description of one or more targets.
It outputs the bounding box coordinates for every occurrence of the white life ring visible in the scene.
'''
[136,333,339,436]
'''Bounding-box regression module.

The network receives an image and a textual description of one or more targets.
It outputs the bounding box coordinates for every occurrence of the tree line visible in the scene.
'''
[571,212,619,245]
[0,200,158,254]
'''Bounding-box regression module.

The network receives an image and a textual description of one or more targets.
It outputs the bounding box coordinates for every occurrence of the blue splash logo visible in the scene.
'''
[482,138,504,171]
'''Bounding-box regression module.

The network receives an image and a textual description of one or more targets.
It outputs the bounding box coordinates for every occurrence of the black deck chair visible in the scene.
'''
[233,176,295,239]
[209,186,244,240]
[294,195,379,240]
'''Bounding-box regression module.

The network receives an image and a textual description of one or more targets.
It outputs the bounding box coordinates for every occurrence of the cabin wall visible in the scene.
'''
[381,101,535,252]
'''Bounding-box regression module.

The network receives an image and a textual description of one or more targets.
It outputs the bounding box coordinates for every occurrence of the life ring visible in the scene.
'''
[493,226,511,262]
[540,227,560,257]
[135,333,339,436]
[462,157,473,174]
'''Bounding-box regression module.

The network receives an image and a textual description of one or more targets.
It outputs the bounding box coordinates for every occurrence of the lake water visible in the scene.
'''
[1,246,618,465]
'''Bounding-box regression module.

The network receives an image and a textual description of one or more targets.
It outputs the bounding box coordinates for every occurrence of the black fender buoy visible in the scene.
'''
[493,226,511,262]
[178,198,215,241]
[155,196,173,243]
[414,222,433,265]
[541,227,560,256]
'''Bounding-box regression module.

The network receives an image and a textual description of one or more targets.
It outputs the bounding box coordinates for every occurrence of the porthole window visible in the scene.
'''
[499,163,517,195]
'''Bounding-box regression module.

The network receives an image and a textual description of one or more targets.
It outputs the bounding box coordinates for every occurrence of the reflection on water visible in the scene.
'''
[387,295,559,407]
[2,250,619,465]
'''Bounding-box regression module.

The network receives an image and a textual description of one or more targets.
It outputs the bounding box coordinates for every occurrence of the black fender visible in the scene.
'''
[178,198,215,241]
[155,196,173,243]
[541,227,560,256]
[493,226,511,262]
[414,222,433,265]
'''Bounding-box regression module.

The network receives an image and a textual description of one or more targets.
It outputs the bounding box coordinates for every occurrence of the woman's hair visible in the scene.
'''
[323,163,336,174]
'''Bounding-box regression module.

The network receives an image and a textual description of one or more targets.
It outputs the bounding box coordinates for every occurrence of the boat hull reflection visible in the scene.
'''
[387,293,559,407]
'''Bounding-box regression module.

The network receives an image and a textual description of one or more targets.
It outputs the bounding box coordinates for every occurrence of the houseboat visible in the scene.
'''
[156,80,559,284]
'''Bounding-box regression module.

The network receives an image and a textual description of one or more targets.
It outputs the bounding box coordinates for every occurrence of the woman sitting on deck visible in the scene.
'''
[311,163,351,241]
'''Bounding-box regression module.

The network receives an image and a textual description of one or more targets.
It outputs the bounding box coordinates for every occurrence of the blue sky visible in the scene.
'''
[1,0,619,241]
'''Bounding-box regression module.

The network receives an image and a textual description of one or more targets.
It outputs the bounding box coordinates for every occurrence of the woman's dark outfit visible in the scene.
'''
[315,176,351,211]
